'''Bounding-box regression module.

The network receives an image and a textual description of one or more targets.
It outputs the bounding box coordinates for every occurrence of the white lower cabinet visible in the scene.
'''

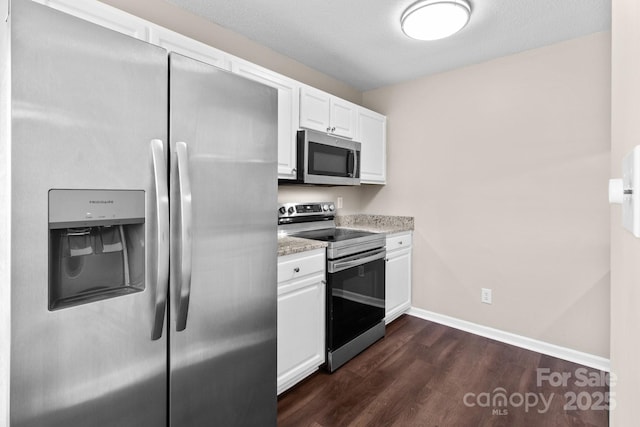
[385,232,412,324]
[277,249,326,395]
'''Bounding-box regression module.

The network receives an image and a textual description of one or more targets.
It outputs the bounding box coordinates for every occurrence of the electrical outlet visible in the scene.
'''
[481,288,492,304]
[337,196,343,209]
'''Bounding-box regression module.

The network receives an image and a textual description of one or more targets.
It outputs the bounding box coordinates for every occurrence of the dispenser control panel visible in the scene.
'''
[48,189,145,229]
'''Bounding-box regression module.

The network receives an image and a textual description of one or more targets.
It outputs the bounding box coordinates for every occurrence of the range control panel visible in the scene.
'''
[278,202,336,224]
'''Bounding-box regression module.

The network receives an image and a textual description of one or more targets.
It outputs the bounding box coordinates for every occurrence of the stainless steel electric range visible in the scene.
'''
[278,202,386,372]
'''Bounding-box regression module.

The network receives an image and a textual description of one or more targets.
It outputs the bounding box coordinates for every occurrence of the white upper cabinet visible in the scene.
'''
[149,26,229,70]
[299,86,357,139]
[357,108,387,184]
[39,0,148,40]
[230,59,300,180]
[330,97,358,139]
[299,86,331,132]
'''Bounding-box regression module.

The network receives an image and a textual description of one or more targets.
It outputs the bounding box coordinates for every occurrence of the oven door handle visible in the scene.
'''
[328,248,386,273]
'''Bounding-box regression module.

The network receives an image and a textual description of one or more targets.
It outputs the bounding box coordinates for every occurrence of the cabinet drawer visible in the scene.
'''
[278,249,325,284]
[386,232,412,252]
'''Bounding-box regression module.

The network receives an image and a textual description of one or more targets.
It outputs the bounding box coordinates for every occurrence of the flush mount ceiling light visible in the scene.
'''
[401,0,471,41]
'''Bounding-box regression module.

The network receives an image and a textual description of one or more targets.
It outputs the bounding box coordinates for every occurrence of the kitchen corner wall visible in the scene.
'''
[361,32,612,358]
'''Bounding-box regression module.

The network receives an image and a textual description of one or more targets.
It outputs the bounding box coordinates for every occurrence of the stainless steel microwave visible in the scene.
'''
[290,129,361,186]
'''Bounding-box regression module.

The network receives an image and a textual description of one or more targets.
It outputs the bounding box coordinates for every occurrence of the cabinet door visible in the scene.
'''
[358,108,387,184]
[299,86,331,133]
[277,275,326,394]
[231,60,299,180]
[385,247,411,324]
[149,26,229,70]
[330,97,357,139]
[41,0,148,40]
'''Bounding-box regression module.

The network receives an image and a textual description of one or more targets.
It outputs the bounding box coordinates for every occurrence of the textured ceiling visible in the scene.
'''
[167,0,611,92]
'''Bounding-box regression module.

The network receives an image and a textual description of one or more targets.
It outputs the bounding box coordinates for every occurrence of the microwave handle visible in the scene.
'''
[353,149,359,178]
[348,150,356,178]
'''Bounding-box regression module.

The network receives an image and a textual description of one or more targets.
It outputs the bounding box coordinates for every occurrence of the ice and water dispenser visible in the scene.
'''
[48,189,145,310]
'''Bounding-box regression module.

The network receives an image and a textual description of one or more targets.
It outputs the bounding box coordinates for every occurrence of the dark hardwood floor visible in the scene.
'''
[277,315,609,427]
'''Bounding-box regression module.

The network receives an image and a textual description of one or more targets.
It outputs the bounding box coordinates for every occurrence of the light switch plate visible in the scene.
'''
[618,146,640,237]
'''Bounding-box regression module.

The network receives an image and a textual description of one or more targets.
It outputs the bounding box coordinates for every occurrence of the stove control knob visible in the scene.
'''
[278,207,286,215]
[288,207,295,215]
[329,204,335,211]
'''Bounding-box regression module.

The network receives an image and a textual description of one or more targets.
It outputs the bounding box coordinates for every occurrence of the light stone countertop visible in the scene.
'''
[335,214,414,234]
[277,214,414,257]
[277,235,328,257]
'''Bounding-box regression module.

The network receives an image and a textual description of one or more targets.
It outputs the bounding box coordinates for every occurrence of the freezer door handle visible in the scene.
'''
[175,141,193,332]
[150,139,169,340]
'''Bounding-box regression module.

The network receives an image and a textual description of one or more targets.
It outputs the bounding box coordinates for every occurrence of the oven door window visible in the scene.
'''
[327,257,385,351]
[308,142,355,178]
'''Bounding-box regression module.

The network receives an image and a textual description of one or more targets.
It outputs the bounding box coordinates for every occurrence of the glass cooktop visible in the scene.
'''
[294,227,378,243]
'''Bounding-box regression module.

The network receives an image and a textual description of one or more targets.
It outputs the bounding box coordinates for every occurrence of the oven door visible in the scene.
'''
[298,129,361,185]
[327,248,386,351]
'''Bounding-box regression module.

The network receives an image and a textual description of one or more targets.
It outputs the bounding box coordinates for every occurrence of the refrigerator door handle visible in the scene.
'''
[175,141,193,332]
[150,139,169,340]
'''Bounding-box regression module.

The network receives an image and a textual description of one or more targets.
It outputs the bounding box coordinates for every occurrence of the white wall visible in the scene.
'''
[610,0,640,424]
[361,33,611,357]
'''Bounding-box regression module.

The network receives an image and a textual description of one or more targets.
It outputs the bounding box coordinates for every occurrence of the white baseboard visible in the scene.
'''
[407,307,610,372]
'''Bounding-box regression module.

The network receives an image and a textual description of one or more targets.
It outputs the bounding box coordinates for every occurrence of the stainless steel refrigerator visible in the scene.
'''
[0,1,278,426]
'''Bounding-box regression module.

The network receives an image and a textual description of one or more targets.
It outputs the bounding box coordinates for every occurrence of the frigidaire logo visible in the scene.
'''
[89,200,114,204]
